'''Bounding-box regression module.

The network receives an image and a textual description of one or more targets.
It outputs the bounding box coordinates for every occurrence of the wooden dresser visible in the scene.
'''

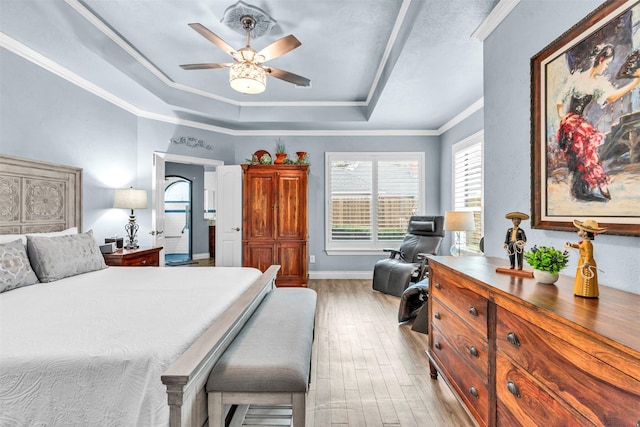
[241,164,308,287]
[427,256,640,427]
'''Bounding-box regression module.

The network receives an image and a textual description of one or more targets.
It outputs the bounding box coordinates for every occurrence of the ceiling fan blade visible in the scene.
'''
[256,35,301,62]
[265,67,310,87]
[188,23,237,56]
[179,62,233,70]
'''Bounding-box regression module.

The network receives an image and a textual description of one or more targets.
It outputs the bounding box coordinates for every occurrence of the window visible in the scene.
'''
[325,152,425,254]
[452,132,484,253]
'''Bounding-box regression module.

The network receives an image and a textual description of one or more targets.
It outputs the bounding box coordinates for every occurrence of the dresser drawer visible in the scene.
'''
[496,306,640,426]
[432,297,489,378]
[431,325,489,426]
[430,273,488,338]
[496,354,591,427]
[119,251,158,266]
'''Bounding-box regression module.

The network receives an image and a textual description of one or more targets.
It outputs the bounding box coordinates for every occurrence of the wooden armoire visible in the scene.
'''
[241,164,308,287]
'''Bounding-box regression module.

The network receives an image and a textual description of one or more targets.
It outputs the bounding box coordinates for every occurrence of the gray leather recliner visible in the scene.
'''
[371,216,444,297]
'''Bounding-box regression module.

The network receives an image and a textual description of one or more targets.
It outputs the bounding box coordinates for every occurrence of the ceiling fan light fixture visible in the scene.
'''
[229,62,266,94]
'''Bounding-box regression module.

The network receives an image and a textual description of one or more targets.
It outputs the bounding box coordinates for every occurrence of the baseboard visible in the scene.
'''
[193,252,210,260]
[308,271,373,280]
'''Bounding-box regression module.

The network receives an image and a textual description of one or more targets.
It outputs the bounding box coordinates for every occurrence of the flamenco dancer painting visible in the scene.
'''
[542,4,640,223]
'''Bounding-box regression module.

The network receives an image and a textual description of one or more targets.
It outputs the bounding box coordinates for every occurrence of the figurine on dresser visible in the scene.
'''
[565,219,606,298]
[503,212,529,270]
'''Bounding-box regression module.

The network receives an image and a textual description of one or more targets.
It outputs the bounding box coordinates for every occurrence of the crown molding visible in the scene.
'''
[438,98,484,134]
[64,0,410,110]
[2,31,477,137]
[471,0,520,41]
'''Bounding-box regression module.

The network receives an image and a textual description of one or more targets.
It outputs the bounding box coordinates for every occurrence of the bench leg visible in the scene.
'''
[208,392,224,427]
[292,393,306,427]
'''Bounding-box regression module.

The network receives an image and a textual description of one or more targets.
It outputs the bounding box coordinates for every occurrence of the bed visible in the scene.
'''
[0,154,278,427]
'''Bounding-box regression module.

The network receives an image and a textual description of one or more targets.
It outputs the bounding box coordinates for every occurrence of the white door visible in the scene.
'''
[215,165,243,266]
[152,153,167,266]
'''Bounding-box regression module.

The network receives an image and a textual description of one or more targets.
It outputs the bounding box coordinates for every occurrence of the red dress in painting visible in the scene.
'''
[556,80,611,202]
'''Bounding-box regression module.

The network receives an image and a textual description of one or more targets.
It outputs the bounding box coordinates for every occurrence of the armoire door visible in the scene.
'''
[275,169,308,240]
[243,170,275,240]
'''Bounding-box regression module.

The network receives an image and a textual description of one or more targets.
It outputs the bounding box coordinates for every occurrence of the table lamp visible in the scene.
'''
[114,187,148,249]
[444,211,476,256]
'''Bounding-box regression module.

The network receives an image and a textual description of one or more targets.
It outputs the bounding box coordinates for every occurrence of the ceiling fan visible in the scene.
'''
[180,15,311,94]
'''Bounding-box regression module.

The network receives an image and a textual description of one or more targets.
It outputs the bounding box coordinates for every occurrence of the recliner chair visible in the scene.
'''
[372,215,444,297]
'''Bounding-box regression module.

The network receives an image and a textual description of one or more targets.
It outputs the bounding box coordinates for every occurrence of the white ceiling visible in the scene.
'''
[0,0,503,133]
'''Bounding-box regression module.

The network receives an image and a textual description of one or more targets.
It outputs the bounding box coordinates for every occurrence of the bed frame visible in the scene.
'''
[0,154,279,427]
[162,265,279,427]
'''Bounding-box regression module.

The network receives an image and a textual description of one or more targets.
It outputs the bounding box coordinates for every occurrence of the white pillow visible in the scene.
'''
[0,227,78,247]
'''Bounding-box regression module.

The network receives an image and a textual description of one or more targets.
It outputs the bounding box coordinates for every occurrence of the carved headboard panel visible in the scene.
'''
[0,154,82,234]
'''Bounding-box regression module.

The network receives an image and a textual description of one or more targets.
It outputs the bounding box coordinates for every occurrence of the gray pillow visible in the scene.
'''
[27,230,107,283]
[0,239,40,292]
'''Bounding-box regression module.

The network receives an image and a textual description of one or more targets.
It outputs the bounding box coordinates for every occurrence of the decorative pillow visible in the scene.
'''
[27,230,107,283]
[0,239,40,293]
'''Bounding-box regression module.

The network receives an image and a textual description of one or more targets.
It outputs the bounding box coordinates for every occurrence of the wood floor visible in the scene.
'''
[304,279,473,427]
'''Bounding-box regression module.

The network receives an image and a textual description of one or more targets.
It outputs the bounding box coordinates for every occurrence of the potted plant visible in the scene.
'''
[523,245,569,284]
[274,142,287,164]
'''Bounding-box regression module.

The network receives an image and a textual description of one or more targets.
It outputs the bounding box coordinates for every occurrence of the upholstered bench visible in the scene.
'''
[206,288,317,427]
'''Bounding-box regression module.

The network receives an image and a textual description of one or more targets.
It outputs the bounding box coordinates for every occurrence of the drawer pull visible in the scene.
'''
[507,332,520,347]
[141,259,147,264]
[507,381,521,398]
[469,346,479,358]
[469,385,479,399]
[435,282,441,290]
[469,306,478,317]
[434,342,442,350]
[434,312,441,320]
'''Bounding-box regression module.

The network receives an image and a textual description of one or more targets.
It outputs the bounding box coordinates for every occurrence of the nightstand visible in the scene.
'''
[102,246,163,267]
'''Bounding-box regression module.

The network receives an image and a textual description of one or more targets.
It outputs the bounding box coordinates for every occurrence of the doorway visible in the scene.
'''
[151,152,241,267]
[164,176,193,265]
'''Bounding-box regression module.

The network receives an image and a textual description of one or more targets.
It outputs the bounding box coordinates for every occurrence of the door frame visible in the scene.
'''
[152,152,224,266]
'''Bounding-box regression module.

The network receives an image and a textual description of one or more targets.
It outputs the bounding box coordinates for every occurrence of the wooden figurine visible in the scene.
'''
[503,212,529,270]
[565,219,606,298]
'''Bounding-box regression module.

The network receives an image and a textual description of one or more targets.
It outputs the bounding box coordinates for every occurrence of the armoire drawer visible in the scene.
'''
[496,306,640,426]
[432,297,489,378]
[430,273,488,338]
[431,325,490,426]
[496,354,591,427]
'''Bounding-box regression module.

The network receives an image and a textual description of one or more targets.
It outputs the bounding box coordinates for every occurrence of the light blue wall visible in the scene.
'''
[0,50,138,241]
[233,136,441,273]
[484,0,640,294]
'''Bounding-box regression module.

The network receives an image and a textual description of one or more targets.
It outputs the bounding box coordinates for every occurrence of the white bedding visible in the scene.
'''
[0,266,262,427]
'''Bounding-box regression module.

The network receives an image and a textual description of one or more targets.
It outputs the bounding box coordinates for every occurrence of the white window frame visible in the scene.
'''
[451,131,484,254]
[325,152,425,255]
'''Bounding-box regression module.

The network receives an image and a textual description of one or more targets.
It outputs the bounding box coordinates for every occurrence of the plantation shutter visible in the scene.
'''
[453,140,483,252]
[326,153,424,252]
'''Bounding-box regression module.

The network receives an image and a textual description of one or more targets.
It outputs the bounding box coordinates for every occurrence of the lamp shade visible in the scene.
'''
[114,188,148,209]
[444,211,475,231]
[229,62,266,94]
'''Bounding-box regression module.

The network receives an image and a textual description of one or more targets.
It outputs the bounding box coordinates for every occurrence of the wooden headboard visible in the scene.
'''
[0,154,82,234]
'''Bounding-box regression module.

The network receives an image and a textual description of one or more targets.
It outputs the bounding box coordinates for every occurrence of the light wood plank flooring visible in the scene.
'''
[305,279,473,427]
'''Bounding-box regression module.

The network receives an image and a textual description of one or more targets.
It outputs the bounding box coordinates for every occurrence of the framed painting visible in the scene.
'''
[532,0,640,236]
